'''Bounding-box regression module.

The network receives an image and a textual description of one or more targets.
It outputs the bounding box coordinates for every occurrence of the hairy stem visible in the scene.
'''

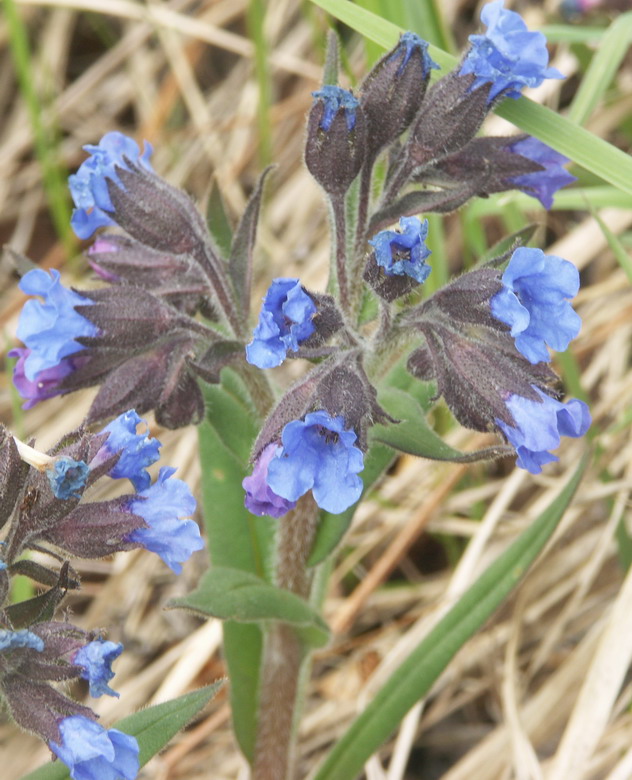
[354,158,374,257]
[329,194,349,314]
[252,495,320,780]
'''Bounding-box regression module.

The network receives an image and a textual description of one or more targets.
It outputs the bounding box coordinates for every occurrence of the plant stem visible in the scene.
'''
[252,495,320,780]
[354,160,373,256]
[330,194,349,314]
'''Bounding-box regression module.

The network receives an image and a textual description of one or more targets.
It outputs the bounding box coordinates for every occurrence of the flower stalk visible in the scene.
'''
[252,495,320,780]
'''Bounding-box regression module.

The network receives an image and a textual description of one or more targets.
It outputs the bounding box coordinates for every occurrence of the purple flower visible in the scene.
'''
[246,278,317,369]
[311,85,360,131]
[14,268,97,382]
[0,628,44,652]
[508,136,576,209]
[72,640,122,698]
[8,347,78,409]
[497,388,591,474]
[460,0,564,101]
[69,131,153,240]
[369,217,432,284]
[94,410,161,491]
[491,247,581,364]
[47,457,89,500]
[127,467,203,574]
[243,443,297,518]
[266,411,364,514]
[50,715,139,780]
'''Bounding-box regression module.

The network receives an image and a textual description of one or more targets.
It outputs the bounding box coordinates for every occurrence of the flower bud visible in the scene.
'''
[359,32,439,159]
[305,86,367,196]
[406,71,492,171]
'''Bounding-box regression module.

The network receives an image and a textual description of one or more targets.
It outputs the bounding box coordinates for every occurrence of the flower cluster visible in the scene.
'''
[0,622,138,780]
[7,0,587,625]
[4,4,592,771]
[0,411,202,778]
[238,1,584,513]
[406,247,590,474]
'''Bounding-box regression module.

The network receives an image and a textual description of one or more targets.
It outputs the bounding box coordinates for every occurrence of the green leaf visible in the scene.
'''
[229,166,274,318]
[476,224,538,267]
[467,187,632,215]
[205,178,233,258]
[591,207,632,285]
[201,371,260,465]
[312,456,588,780]
[197,375,275,762]
[567,13,632,126]
[372,388,511,463]
[170,566,330,648]
[309,0,632,198]
[22,683,223,780]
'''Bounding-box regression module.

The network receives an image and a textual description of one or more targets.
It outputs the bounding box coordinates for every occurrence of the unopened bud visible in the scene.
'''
[360,32,439,159]
[305,86,367,196]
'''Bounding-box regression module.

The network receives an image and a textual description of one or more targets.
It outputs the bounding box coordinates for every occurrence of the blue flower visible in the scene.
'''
[266,411,364,514]
[496,388,591,474]
[50,715,139,780]
[0,628,44,652]
[95,411,161,491]
[311,85,360,132]
[460,0,564,101]
[390,32,439,77]
[243,443,297,518]
[72,640,123,698]
[491,247,581,364]
[369,217,432,284]
[15,268,98,382]
[127,467,203,574]
[69,131,153,240]
[246,278,317,369]
[47,457,89,500]
[508,136,576,209]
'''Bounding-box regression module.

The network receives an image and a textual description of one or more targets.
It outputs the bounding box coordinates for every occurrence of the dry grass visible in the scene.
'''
[0,1,631,779]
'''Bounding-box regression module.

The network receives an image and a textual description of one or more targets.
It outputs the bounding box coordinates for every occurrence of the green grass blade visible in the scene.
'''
[2,0,74,255]
[246,0,273,166]
[567,12,632,125]
[540,25,606,44]
[404,0,456,53]
[312,456,588,780]
[466,187,632,215]
[591,207,632,285]
[309,0,632,198]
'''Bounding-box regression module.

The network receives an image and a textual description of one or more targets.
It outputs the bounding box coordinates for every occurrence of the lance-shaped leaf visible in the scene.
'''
[4,563,77,628]
[229,166,274,317]
[371,387,512,462]
[205,177,233,258]
[0,426,26,532]
[169,566,330,648]
[369,186,479,235]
